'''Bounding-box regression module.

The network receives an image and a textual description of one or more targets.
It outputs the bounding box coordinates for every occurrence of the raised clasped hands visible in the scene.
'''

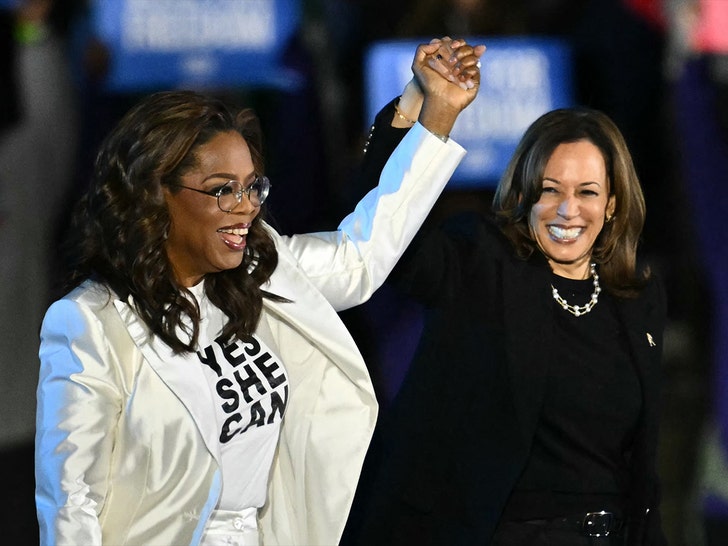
[422,37,484,97]
[401,37,486,137]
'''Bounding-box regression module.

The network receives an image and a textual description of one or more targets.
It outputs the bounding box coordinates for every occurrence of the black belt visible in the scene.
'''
[523,511,625,537]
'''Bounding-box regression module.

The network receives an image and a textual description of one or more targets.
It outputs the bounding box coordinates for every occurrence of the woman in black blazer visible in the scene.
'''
[350,60,667,546]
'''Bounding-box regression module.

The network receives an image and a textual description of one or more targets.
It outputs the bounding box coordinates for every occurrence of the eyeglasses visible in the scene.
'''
[170,176,271,212]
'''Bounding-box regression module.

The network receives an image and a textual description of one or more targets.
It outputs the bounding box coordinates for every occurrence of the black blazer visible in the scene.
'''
[350,101,667,546]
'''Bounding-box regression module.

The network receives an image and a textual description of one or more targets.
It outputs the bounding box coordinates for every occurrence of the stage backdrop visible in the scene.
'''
[364,37,574,188]
[89,0,303,92]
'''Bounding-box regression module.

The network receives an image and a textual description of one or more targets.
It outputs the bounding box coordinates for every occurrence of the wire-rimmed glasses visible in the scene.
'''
[170,176,271,212]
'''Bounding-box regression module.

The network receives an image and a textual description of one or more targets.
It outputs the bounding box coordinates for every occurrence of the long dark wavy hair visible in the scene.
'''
[64,90,282,352]
[492,107,649,297]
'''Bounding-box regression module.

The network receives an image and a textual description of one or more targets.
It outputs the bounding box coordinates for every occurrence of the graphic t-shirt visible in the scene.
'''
[190,282,289,511]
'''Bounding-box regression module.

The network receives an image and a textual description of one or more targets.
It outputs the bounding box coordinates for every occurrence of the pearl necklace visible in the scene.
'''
[551,263,601,317]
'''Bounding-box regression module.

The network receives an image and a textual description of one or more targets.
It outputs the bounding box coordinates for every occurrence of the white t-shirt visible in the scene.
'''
[189,282,289,511]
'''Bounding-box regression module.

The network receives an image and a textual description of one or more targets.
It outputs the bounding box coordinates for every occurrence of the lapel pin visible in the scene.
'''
[646,333,656,347]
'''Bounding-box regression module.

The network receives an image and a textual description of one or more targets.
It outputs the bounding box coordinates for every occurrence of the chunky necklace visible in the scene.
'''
[551,263,601,317]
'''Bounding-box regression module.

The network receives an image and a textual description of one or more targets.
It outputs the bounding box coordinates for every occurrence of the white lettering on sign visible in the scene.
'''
[486,48,550,90]
[122,0,276,51]
[454,48,554,140]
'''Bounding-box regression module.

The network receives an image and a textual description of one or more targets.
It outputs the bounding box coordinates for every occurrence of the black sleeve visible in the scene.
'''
[347,98,411,206]
[351,97,496,306]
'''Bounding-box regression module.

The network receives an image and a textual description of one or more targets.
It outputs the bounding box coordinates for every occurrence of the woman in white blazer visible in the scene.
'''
[35,39,483,545]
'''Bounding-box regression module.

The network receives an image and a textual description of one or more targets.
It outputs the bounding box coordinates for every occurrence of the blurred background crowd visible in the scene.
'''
[1,0,726,544]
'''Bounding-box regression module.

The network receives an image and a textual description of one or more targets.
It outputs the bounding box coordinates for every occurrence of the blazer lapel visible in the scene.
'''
[502,256,554,443]
[112,298,222,464]
[613,286,662,386]
[613,286,664,433]
[107,244,380,476]
[612,281,665,519]
[261,252,376,394]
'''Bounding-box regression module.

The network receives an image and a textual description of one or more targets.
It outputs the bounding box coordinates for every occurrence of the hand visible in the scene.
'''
[397,37,485,137]
[425,37,485,92]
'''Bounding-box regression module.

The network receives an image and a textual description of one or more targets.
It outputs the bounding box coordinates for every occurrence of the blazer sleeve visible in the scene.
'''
[278,110,466,312]
[35,297,123,546]
[354,98,411,202]
[340,98,494,307]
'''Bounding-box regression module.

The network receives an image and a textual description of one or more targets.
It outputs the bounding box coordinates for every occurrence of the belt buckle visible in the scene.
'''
[582,511,614,537]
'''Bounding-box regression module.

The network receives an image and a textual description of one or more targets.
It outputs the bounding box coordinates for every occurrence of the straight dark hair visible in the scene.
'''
[492,107,649,296]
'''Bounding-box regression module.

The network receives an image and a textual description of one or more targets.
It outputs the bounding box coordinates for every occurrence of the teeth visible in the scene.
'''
[218,227,248,236]
[548,226,582,240]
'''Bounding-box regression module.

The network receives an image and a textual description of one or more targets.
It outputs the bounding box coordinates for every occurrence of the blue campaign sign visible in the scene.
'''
[364,37,574,188]
[91,0,303,92]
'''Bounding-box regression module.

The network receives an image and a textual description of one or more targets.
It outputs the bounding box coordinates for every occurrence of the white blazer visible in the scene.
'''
[35,124,466,546]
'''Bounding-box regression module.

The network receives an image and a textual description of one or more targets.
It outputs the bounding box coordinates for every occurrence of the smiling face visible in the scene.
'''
[163,130,260,287]
[528,139,615,280]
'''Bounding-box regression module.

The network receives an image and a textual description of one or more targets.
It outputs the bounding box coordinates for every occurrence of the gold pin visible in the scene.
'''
[646,333,656,347]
